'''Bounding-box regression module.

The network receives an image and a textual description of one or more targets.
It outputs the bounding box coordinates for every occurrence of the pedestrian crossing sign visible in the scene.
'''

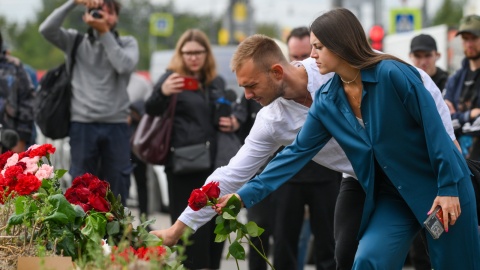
[389,8,422,34]
[149,13,174,37]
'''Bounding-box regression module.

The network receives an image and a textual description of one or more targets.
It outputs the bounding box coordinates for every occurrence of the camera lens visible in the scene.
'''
[89,9,103,19]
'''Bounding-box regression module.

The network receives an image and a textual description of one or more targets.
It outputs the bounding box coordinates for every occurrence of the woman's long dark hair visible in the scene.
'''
[310,8,408,69]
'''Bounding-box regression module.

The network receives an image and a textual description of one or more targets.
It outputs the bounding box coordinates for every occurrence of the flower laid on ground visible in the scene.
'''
[187,181,274,270]
[0,143,185,270]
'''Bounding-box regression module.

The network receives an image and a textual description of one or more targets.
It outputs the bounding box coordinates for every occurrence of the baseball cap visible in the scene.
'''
[456,15,480,37]
[410,34,437,53]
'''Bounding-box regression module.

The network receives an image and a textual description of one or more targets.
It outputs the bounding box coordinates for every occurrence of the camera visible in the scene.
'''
[0,124,19,153]
[88,8,103,19]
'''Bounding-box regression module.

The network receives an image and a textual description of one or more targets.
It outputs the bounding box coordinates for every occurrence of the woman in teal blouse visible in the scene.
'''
[216,8,480,270]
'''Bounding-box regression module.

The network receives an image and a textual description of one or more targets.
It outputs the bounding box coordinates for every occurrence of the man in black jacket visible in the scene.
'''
[409,34,449,91]
[0,32,34,152]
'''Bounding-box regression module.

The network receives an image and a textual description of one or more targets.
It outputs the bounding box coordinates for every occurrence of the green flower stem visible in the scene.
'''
[244,235,275,270]
[227,234,241,270]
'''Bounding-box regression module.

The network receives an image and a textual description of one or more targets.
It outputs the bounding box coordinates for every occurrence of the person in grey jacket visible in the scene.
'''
[39,0,139,204]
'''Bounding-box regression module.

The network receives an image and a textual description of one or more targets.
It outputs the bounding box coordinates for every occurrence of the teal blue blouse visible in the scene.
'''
[237,60,471,236]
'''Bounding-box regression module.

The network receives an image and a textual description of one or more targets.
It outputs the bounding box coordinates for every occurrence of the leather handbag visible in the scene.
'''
[131,95,177,165]
[171,141,211,175]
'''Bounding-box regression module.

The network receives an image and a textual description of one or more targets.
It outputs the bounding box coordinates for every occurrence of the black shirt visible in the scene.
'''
[431,66,449,91]
[459,68,480,112]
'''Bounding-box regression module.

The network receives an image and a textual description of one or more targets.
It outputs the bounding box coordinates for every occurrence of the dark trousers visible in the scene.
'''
[69,122,131,205]
[273,179,340,270]
[166,168,224,270]
[333,177,364,270]
[409,231,431,270]
[247,193,274,270]
[131,153,148,217]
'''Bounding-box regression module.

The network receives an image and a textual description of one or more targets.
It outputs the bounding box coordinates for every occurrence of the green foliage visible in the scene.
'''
[256,22,281,40]
[431,0,465,27]
[1,0,224,71]
[212,195,274,269]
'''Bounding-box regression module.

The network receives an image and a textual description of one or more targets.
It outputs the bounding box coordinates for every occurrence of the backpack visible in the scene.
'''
[34,33,83,139]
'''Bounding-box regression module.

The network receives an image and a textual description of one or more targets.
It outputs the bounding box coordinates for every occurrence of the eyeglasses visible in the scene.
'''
[181,50,207,57]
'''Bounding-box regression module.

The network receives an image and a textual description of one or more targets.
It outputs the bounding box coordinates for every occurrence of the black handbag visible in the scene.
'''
[171,142,211,175]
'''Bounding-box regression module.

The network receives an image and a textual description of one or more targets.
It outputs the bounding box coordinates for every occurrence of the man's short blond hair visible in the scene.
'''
[230,34,289,73]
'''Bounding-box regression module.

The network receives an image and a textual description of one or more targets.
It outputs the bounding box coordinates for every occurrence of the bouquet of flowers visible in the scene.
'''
[188,181,274,270]
[0,144,184,270]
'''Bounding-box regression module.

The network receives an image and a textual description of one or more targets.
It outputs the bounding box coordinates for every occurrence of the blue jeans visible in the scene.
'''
[69,122,131,205]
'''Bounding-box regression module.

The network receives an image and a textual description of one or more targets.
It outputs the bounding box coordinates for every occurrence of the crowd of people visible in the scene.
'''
[1,0,480,269]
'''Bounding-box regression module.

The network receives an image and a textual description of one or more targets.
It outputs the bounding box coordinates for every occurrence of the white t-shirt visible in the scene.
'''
[178,57,455,231]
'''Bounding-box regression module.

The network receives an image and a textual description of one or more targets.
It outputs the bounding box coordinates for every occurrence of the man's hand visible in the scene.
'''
[427,196,461,233]
[149,220,187,247]
[83,10,110,34]
[218,116,239,133]
[470,108,480,120]
[213,193,242,214]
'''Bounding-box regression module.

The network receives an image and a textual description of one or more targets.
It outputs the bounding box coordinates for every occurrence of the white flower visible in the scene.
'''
[101,239,111,255]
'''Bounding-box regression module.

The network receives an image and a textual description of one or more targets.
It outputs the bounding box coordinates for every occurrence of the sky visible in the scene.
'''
[0,0,440,32]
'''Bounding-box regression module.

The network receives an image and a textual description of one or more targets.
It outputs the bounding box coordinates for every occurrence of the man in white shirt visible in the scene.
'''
[150,34,457,268]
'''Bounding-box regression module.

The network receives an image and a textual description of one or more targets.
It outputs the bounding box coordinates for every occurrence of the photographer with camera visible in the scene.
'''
[39,0,139,204]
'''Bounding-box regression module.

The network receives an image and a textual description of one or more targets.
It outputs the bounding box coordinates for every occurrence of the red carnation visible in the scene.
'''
[28,144,56,158]
[4,165,24,180]
[201,181,220,200]
[188,189,208,211]
[111,246,136,262]
[0,151,14,169]
[88,194,111,212]
[136,246,167,261]
[15,174,41,195]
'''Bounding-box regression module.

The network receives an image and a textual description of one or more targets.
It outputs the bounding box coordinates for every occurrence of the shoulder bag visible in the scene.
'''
[131,94,177,165]
[170,85,212,175]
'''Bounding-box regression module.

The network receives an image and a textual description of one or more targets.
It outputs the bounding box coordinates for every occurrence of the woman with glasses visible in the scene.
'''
[145,29,234,269]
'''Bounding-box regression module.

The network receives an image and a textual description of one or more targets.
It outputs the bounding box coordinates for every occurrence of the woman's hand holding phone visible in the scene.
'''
[161,73,186,96]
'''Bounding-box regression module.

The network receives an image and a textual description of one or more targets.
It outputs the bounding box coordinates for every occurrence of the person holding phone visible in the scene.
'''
[144,29,236,270]
[215,8,480,270]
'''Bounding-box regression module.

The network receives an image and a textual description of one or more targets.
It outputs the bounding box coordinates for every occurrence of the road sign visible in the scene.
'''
[149,13,174,37]
[389,8,422,34]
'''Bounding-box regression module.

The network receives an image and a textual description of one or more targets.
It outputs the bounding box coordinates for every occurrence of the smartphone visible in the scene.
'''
[183,77,199,91]
[423,206,445,239]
